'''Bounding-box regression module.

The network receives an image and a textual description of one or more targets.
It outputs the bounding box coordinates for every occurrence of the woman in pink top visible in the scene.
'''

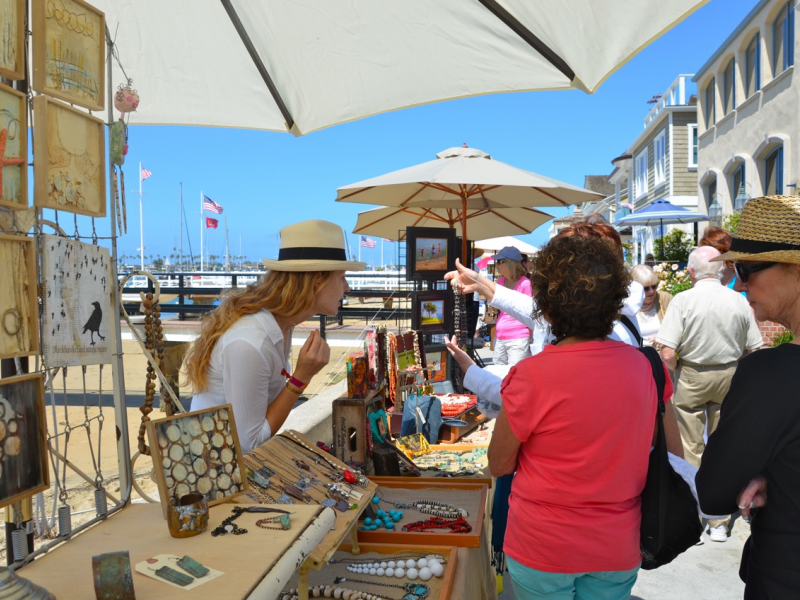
[489,234,683,600]
[492,246,532,366]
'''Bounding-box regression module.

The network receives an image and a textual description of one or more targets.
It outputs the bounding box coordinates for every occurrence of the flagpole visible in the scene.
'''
[224,215,231,272]
[139,161,144,270]
[200,190,204,272]
[358,240,361,263]
[179,182,183,271]
[381,239,384,268]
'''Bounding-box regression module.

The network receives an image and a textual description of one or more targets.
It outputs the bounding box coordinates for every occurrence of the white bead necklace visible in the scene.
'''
[345,557,444,581]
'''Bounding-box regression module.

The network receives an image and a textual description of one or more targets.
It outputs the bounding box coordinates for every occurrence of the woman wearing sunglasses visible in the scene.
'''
[630,265,673,347]
[696,195,800,599]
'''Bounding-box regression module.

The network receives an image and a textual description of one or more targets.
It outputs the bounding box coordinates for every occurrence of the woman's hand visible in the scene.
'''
[444,335,476,373]
[737,474,768,519]
[293,330,330,384]
[444,259,497,300]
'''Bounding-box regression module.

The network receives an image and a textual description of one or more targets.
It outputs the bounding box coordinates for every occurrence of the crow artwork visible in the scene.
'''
[83,301,105,346]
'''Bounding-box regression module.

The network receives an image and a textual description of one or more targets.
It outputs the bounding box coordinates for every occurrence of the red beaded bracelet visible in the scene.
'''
[281,369,307,390]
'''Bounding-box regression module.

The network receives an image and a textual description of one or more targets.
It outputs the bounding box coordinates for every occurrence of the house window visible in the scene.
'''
[653,131,666,187]
[765,146,784,195]
[704,77,716,127]
[635,149,649,199]
[733,164,746,198]
[688,125,698,168]
[745,33,761,97]
[774,1,796,75]
[723,58,736,114]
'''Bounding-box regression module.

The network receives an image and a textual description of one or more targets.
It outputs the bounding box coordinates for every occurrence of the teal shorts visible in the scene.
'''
[507,556,640,600]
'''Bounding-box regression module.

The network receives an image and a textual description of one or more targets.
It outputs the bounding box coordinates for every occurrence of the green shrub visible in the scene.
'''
[653,229,695,262]
[723,213,741,235]
[772,329,796,346]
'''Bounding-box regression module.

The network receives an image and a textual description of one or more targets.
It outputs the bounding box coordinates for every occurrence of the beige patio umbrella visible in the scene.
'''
[339,145,602,259]
[94,0,711,135]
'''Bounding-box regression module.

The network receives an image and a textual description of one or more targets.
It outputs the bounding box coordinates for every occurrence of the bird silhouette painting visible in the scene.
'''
[82,301,105,346]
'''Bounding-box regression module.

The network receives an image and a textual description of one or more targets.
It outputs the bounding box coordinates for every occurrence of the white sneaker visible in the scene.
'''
[708,525,728,542]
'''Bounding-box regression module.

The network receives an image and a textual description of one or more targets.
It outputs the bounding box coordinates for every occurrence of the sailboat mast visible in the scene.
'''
[200,190,204,272]
[179,182,183,271]
[224,215,231,272]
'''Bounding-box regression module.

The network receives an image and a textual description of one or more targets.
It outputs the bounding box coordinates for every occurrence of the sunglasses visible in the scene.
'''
[733,261,778,283]
[643,285,658,292]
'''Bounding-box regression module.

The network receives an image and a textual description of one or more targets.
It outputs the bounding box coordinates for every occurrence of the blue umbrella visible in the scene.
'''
[615,199,709,260]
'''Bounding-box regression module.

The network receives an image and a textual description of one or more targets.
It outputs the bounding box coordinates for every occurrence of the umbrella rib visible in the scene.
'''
[399,185,431,206]
[490,209,529,232]
[476,0,575,82]
[219,0,296,132]
[532,187,570,207]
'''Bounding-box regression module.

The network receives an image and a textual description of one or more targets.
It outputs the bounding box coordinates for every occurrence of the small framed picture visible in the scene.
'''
[412,291,451,334]
[0,0,25,80]
[423,345,449,383]
[405,227,456,280]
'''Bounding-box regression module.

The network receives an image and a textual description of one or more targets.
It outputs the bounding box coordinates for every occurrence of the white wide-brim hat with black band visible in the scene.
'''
[713,195,800,264]
[262,220,367,272]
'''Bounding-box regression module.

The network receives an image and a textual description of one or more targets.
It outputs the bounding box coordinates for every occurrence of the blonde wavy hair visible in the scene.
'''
[501,258,529,282]
[185,270,333,393]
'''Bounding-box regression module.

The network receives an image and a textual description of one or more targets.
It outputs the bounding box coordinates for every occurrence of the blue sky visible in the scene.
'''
[53,0,759,266]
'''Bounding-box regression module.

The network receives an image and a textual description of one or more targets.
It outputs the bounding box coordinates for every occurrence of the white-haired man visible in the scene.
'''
[657,245,763,542]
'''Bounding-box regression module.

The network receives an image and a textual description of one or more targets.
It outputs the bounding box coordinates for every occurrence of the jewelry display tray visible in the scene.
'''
[372,444,491,488]
[357,481,487,548]
[240,430,378,568]
[280,543,458,600]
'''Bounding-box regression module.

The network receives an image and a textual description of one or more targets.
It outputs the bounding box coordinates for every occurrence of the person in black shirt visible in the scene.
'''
[697,195,800,599]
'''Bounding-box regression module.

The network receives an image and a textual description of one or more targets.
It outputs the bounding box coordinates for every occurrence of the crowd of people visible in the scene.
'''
[446,195,800,600]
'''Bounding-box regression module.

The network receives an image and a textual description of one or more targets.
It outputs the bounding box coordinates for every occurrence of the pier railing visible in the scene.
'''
[120,271,413,336]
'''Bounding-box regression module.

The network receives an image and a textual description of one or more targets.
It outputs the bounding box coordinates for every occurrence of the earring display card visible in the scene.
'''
[41,235,113,366]
[0,234,39,359]
[0,374,49,509]
[135,554,223,590]
[146,405,249,519]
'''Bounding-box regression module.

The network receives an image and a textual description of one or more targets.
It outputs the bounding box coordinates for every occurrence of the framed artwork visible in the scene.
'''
[405,226,457,280]
[412,291,451,335]
[0,374,49,509]
[0,83,27,210]
[33,95,107,217]
[32,0,105,110]
[423,346,449,383]
[0,0,24,80]
[0,234,39,359]
[42,235,113,366]
[146,405,249,519]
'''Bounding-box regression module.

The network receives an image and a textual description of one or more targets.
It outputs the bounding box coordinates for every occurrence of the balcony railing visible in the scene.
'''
[644,74,696,128]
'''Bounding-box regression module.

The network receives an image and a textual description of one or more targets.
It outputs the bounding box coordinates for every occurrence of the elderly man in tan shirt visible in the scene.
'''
[657,245,763,542]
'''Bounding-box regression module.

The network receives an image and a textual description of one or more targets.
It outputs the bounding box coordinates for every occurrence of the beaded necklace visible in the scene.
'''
[402,516,472,533]
[375,490,468,519]
[342,556,445,581]
[387,333,399,404]
[335,577,430,600]
[280,586,401,600]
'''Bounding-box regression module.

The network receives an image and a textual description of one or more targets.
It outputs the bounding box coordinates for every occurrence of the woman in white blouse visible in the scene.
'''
[186,220,365,454]
[630,265,673,348]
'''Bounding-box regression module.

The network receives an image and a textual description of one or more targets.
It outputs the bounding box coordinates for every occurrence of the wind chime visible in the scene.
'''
[109,81,140,236]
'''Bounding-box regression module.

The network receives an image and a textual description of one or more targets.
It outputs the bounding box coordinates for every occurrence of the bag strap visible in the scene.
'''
[639,345,669,554]
[620,314,643,348]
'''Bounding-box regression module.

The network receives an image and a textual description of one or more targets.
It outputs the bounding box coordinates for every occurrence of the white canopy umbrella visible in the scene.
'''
[475,236,538,254]
[95,0,711,135]
[339,145,601,259]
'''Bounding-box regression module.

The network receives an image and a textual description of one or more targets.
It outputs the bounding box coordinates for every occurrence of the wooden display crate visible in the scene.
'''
[357,480,487,548]
[438,407,487,443]
[372,443,491,487]
[332,385,386,472]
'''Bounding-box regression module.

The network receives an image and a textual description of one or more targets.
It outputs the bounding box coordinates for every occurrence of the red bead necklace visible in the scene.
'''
[401,516,472,533]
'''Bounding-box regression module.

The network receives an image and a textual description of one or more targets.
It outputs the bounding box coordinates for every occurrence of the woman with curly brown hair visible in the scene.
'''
[187,220,365,454]
[488,234,681,600]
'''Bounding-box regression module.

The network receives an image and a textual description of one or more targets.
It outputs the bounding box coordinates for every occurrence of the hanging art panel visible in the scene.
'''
[42,235,113,366]
[0,0,24,80]
[0,83,27,210]
[33,95,106,217]
[147,405,249,519]
[0,373,49,510]
[32,0,105,110]
[0,234,39,359]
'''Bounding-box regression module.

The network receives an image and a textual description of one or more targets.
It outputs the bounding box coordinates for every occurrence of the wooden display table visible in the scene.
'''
[21,503,334,600]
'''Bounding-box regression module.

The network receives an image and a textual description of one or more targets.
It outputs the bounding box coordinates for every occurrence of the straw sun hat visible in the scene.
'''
[262,220,367,272]
[713,195,800,264]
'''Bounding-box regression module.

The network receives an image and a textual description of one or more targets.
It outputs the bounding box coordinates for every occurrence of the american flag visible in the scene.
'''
[203,195,224,214]
[205,217,218,229]
[360,236,376,248]
[140,167,152,181]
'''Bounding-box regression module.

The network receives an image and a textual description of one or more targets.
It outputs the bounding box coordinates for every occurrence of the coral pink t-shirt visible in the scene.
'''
[501,340,673,573]
[495,276,532,340]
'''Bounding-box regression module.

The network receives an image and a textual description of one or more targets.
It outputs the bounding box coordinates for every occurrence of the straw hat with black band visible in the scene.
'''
[262,220,367,272]
[713,195,800,264]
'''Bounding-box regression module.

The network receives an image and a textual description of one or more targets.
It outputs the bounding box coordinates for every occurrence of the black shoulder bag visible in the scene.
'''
[638,346,703,570]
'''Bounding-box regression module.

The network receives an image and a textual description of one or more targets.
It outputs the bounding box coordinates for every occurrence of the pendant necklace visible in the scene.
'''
[334,577,430,600]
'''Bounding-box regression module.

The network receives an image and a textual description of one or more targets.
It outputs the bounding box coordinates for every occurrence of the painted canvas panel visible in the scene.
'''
[33,95,106,217]
[415,237,448,272]
[0,374,49,510]
[0,234,39,359]
[0,83,27,210]
[42,235,113,366]
[32,0,105,110]
[147,405,249,519]
[0,0,24,80]
[425,350,447,383]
